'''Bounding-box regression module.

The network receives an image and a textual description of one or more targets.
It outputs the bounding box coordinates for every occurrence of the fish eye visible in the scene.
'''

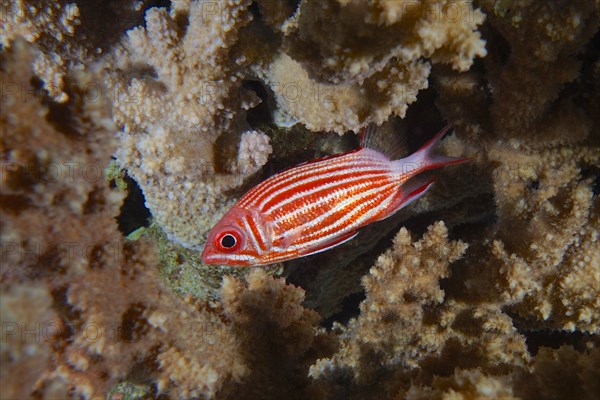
[215,229,243,252]
[220,234,236,248]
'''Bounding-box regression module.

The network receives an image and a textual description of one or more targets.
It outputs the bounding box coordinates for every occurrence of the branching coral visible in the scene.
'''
[219,269,337,399]
[513,345,600,400]
[311,223,528,397]
[106,0,486,251]
[479,0,600,146]
[1,39,246,399]
[262,0,486,133]
[405,368,516,400]
[3,0,600,399]
[0,285,62,400]
[0,40,334,399]
[0,0,81,100]
[1,38,121,284]
[264,53,431,133]
[285,0,486,83]
[105,0,273,249]
[0,0,154,101]
[433,0,600,334]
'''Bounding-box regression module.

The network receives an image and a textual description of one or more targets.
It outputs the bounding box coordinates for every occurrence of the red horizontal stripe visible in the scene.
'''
[240,152,389,208]
[239,157,351,207]
[250,162,353,208]
[269,175,392,233]
[261,168,389,213]
[295,185,395,246]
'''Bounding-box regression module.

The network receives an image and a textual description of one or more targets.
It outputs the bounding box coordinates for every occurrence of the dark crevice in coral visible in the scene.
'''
[578,28,600,73]
[248,0,262,21]
[242,79,272,127]
[50,286,81,346]
[582,164,600,195]
[480,19,512,68]
[213,129,243,175]
[259,125,326,178]
[527,179,540,190]
[452,309,484,337]
[37,243,67,275]
[2,162,39,192]
[0,194,33,215]
[74,1,140,54]
[250,0,301,27]
[116,174,151,236]
[523,330,592,356]
[287,0,301,13]
[321,291,365,329]
[122,355,159,389]
[87,245,104,269]
[173,7,189,39]
[30,73,86,138]
[419,338,482,379]
[44,99,80,138]
[149,0,171,9]
[119,303,150,343]
[82,187,105,215]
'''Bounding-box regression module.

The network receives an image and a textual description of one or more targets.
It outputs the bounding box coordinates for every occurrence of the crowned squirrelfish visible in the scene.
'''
[201,125,467,266]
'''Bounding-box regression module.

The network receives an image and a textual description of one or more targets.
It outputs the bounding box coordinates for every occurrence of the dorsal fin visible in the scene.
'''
[360,122,407,161]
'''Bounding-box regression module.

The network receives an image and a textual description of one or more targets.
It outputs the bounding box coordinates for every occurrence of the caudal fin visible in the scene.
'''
[395,125,469,175]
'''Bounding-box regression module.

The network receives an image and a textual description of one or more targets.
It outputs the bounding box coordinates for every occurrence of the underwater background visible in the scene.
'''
[1,0,599,399]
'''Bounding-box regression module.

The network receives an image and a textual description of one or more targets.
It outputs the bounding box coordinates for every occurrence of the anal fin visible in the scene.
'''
[376,175,437,222]
[297,230,358,257]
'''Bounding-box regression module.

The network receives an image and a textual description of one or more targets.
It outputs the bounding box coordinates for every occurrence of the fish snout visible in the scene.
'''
[201,242,217,264]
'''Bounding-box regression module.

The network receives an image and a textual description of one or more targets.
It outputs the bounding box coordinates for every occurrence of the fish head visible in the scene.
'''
[201,206,268,267]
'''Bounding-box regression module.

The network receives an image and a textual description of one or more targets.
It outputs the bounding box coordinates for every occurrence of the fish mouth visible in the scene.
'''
[201,248,253,267]
[200,246,216,265]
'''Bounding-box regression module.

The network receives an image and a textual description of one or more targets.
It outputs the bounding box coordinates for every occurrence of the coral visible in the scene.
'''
[0,0,154,101]
[263,0,486,133]
[311,223,528,396]
[3,0,600,399]
[237,130,273,172]
[1,39,246,399]
[105,0,486,251]
[264,53,430,133]
[513,345,600,400]
[323,222,470,376]
[0,41,332,399]
[405,368,516,400]
[285,0,486,82]
[149,221,280,302]
[0,0,81,100]
[476,141,600,333]
[433,0,600,334]
[0,285,64,400]
[479,0,600,145]
[0,38,121,284]
[218,269,337,399]
[105,0,272,249]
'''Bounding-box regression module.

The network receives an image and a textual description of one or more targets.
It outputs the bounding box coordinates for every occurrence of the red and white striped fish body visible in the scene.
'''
[202,126,466,266]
